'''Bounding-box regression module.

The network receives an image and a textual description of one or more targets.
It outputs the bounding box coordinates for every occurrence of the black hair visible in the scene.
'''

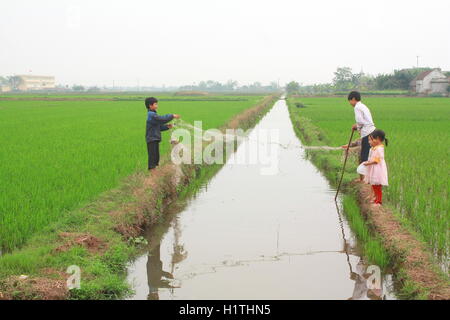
[347,91,361,101]
[145,97,158,110]
[370,129,388,146]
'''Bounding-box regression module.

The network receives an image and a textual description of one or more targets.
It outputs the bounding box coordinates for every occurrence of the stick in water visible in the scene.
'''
[335,129,355,201]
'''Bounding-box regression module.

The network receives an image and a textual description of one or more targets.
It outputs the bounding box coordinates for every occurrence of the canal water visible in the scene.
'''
[126,99,396,300]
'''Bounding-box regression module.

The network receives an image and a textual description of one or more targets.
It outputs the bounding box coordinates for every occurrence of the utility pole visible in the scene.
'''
[416,56,420,68]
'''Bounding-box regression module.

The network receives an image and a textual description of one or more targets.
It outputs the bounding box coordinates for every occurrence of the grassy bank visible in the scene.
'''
[286,97,449,299]
[0,95,278,300]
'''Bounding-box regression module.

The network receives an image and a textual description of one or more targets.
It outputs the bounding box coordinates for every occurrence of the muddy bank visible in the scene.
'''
[286,98,449,300]
[0,95,277,300]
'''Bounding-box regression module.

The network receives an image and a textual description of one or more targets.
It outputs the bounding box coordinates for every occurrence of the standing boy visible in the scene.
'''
[145,97,180,170]
[343,91,376,180]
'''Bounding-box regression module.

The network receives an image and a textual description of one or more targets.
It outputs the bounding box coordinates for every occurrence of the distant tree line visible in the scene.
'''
[1,76,280,93]
[71,85,100,92]
[286,67,440,95]
[179,80,280,92]
[0,76,8,85]
[0,76,20,88]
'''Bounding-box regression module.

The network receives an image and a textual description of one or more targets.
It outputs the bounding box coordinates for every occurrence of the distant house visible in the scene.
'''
[410,69,448,96]
[14,75,55,91]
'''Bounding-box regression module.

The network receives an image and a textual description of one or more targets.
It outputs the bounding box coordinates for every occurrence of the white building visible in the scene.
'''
[410,69,448,96]
[14,75,55,91]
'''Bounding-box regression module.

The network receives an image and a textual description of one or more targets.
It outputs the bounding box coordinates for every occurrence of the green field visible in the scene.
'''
[0,94,265,251]
[287,97,450,257]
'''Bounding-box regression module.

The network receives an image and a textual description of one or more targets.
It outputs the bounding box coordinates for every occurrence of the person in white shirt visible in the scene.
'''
[342,91,376,181]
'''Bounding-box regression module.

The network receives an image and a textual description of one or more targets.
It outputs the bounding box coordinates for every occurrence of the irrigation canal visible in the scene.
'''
[126,99,397,300]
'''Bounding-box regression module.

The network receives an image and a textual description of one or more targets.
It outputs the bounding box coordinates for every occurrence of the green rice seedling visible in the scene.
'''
[343,196,390,268]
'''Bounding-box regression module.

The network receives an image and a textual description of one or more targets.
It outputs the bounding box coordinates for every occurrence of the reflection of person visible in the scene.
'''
[348,259,383,300]
[349,260,369,300]
[147,244,175,300]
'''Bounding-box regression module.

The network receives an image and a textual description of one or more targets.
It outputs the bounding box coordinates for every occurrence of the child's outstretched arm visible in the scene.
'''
[152,113,175,124]
[160,123,174,131]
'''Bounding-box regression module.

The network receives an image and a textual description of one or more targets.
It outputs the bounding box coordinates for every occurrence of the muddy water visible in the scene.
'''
[126,99,397,300]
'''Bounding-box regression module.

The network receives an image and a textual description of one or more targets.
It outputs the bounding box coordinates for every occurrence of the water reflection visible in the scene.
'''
[147,243,175,300]
[134,197,393,300]
[145,217,187,300]
[336,202,387,300]
[348,259,383,300]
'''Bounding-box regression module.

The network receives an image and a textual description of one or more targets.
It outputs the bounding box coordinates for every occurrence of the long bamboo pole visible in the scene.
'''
[335,129,355,201]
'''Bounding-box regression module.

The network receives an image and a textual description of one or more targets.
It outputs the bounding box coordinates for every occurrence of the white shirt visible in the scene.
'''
[354,101,375,137]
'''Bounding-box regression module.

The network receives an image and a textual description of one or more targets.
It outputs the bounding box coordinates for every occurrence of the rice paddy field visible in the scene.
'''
[287,97,450,259]
[0,94,265,251]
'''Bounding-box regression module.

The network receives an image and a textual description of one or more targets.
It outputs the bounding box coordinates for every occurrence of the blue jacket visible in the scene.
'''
[146,110,174,143]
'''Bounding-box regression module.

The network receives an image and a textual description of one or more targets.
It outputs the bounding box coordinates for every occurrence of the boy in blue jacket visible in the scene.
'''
[145,97,180,170]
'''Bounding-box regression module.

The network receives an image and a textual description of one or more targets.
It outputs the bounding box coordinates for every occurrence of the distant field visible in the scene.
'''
[288,97,450,255]
[0,94,265,251]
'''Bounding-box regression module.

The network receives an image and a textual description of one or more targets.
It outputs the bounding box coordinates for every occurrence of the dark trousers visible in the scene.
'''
[360,135,370,164]
[147,141,160,170]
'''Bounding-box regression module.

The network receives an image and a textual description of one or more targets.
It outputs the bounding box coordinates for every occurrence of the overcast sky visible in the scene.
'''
[1,0,449,87]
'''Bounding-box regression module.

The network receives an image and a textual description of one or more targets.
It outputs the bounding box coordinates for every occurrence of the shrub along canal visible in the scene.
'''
[126,99,397,300]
